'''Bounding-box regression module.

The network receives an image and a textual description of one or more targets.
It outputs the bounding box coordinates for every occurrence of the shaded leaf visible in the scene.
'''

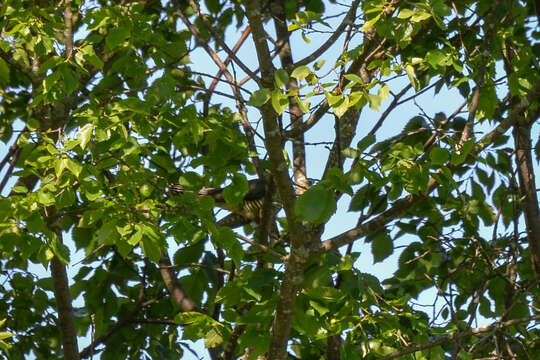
[295,184,336,225]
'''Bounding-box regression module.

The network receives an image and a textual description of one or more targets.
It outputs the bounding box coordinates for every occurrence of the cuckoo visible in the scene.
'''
[169,177,278,228]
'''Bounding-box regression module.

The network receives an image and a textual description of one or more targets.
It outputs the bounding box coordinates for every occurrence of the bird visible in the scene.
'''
[168,177,276,228]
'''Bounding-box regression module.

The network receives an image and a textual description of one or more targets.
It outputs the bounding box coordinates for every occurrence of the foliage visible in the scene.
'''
[0,0,539,359]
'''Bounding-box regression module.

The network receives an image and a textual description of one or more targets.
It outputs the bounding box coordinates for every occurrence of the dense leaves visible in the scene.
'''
[0,0,539,360]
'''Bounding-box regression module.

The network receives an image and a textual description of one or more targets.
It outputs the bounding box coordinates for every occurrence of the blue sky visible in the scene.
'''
[1,1,538,359]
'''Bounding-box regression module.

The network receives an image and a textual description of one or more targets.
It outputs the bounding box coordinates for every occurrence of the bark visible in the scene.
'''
[272,4,309,195]
[158,254,199,312]
[244,2,307,359]
[513,119,540,285]
[51,254,80,360]
[316,80,540,258]
[326,334,342,360]
[379,315,540,360]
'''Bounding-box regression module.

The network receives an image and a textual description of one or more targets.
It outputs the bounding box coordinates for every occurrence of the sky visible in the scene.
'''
[0,1,539,359]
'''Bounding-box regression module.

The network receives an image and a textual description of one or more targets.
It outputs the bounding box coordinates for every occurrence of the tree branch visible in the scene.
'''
[513,115,540,284]
[244,2,307,359]
[272,4,309,194]
[188,0,261,83]
[316,79,540,257]
[236,233,285,261]
[202,25,252,116]
[51,250,80,360]
[64,0,74,61]
[378,315,540,360]
[159,253,200,312]
[79,286,156,358]
[292,0,361,69]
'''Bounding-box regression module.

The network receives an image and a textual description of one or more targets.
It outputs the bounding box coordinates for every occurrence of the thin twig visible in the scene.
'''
[235,233,285,261]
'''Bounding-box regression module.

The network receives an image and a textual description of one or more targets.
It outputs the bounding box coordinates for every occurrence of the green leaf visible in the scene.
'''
[50,234,70,264]
[205,326,227,348]
[432,0,452,18]
[0,330,12,340]
[370,231,393,263]
[78,44,103,70]
[0,58,10,84]
[115,97,149,114]
[357,134,376,153]
[95,221,119,245]
[451,140,474,165]
[140,235,161,262]
[295,184,336,225]
[295,95,310,113]
[344,73,364,85]
[247,88,271,106]
[57,188,76,209]
[38,190,56,206]
[274,69,289,88]
[291,65,311,80]
[59,64,78,96]
[55,157,68,179]
[178,171,203,188]
[411,11,431,22]
[243,287,262,301]
[174,241,205,265]
[12,186,28,194]
[79,209,103,227]
[288,23,300,31]
[457,349,472,360]
[333,95,349,118]
[212,227,243,267]
[77,124,94,150]
[324,91,342,106]
[105,23,131,50]
[367,93,381,110]
[271,89,289,115]
[397,9,415,18]
[378,84,390,100]
[174,311,209,325]
[324,167,352,194]
[309,300,329,316]
[313,59,325,70]
[301,32,311,44]
[362,13,381,31]
[222,174,248,206]
[430,147,450,165]
[426,50,447,69]
[405,64,418,89]
[128,225,143,246]
[476,85,497,119]
[66,158,82,178]
[205,0,220,13]
[305,286,343,302]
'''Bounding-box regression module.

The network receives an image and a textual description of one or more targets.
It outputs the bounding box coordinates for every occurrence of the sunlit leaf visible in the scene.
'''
[247,88,271,106]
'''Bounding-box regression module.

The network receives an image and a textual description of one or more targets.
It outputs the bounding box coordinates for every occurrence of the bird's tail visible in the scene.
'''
[168,184,184,193]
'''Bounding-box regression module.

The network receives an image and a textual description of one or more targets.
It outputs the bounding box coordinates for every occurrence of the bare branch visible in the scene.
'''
[203,26,252,116]
[236,233,285,261]
[293,0,361,69]
[159,253,200,312]
[315,79,540,257]
[379,315,540,360]
[188,0,261,83]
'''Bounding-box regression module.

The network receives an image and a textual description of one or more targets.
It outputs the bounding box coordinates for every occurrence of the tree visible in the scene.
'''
[0,0,539,359]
